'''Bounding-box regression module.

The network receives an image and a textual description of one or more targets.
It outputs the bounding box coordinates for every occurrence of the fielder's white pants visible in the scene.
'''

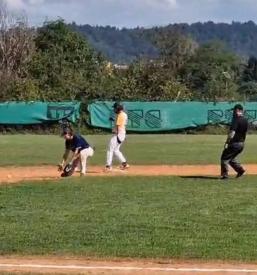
[106,135,126,167]
[76,147,94,174]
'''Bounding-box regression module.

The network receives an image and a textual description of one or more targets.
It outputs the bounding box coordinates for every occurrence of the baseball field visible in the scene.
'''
[1,134,257,274]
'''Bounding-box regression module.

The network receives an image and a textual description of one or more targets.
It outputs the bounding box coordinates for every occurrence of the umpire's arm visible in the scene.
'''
[225,119,237,147]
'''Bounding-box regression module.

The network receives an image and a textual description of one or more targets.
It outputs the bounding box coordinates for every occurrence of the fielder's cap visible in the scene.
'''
[232,104,244,111]
[61,128,73,136]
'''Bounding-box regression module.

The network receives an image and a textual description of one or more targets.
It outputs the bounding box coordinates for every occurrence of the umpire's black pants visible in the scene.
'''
[220,142,245,177]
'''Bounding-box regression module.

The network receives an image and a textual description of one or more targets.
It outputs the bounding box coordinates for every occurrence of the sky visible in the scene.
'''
[3,0,257,28]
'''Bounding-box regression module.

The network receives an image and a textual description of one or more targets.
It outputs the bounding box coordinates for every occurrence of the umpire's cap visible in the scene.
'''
[232,104,244,111]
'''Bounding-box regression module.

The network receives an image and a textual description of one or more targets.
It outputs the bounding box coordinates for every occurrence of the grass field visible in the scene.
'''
[1,175,257,261]
[0,134,257,262]
[0,134,256,166]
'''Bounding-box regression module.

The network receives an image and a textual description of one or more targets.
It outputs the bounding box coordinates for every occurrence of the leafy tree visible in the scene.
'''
[241,56,257,82]
[238,81,257,101]
[180,42,240,101]
[116,61,192,101]
[0,2,35,100]
[239,56,257,100]
[149,30,198,75]
[27,20,104,101]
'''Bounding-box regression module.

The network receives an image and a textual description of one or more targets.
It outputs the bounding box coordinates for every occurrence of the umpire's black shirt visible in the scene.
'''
[230,115,248,143]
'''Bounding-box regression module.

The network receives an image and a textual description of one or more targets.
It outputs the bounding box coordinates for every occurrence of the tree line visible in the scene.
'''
[75,21,257,64]
[1,4,257,104]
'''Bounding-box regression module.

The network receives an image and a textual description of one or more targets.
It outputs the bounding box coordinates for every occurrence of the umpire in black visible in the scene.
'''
[220,104,248,179]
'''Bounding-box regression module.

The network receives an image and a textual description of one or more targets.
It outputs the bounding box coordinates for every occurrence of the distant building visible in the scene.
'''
[113,64,129,70]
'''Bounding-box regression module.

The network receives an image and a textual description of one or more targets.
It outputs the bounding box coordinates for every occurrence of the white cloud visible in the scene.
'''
[2,0,257,27]
[4,0,25,10]
[147,0,177,8]
[27,0,45,5]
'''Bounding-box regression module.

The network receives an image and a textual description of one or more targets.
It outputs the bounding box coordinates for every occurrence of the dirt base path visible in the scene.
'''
[1,256,257,274]
[1,164,257,184]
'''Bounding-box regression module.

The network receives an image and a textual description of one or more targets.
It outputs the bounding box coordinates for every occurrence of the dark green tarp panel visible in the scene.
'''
[88,101,257,132]
[0,101,80,124]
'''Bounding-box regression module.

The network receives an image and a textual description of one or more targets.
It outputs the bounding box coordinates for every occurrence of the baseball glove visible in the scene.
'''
[61,162,76,177]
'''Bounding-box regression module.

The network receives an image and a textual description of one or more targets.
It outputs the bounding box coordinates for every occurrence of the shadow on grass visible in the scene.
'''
[180,176,220,180]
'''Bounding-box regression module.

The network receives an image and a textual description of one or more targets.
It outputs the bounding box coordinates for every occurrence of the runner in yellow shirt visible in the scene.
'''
[105,102,129,171]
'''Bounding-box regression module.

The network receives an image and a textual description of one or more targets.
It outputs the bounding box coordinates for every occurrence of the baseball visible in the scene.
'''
[7,174,12,179]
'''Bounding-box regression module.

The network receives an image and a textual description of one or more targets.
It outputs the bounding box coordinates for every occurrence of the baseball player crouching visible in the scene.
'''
[105,102,129,171]
[59,129,94,176]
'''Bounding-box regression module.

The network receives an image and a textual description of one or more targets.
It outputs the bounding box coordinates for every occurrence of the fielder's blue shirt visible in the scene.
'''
[65,134,90,152]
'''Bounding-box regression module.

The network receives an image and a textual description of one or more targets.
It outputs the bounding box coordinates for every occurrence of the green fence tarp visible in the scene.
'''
[88,101,257,132]
[0,101,80,124]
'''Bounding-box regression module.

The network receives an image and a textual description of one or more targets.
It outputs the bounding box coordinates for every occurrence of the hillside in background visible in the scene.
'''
[71,24,159,64]
[72,21,257,64]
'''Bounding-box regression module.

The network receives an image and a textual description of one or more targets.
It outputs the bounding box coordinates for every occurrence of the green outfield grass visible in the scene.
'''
[1,175,257,261]
[0,134,256,166]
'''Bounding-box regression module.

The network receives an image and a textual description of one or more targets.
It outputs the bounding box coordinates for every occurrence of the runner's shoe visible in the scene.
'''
[120,162,130,170]
[104,165,112,172]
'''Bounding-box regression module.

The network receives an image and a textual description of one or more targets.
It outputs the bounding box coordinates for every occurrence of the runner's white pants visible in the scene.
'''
[106,135,126,166]
[76,147,94,174]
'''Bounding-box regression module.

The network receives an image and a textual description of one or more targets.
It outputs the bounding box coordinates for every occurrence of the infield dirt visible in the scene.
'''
[1,164,257,184]
[1,256,257,274]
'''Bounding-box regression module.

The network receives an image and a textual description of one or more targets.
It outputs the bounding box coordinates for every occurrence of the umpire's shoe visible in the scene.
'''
[236,169,245,178]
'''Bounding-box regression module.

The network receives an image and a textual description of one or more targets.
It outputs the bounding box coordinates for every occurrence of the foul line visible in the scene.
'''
[1,263,257,273]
